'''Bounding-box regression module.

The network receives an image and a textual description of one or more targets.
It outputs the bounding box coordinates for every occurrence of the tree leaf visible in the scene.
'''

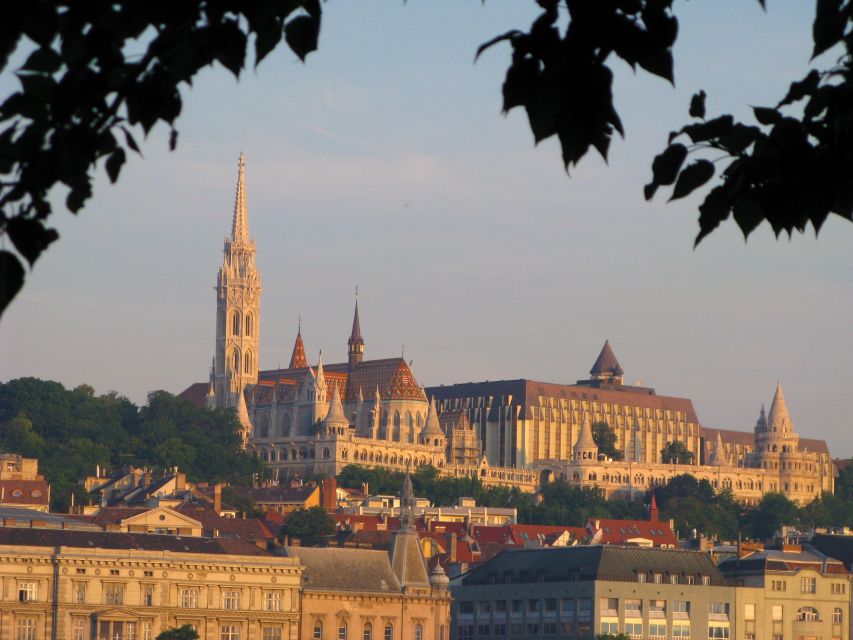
[752,106,781,125]
[648,143,688,193]
[121,126,141,154]
[689,90,706,119]
[732,190,764,238]
[475,30,522,62]
[778,70,820,107]
[284,14,320,62]
[682,115,734,143]
[812,0,846,58]
[6,218,59,266]
[105,148,126,183]
[0,250,25,317]
[23,47,62,74]
[718,124,761,154]
[670,159,715,201]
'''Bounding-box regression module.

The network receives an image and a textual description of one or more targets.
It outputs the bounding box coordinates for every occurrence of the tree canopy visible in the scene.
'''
[0,377,263,510]
[660,441,695,465]
[590,421,623,461]
[156,626,199,640]
[1,1,852,316]
[278,506,336,547]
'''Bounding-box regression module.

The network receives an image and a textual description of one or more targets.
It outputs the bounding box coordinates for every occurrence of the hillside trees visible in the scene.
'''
[591,421,623,460]
[2,1,853,316]
[0,377,263,510]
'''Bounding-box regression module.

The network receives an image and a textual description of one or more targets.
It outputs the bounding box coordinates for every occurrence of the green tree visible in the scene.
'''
[745,493,800,541]
[278,506,336,547]
[660,441,695,465]
[156,626,199,640]
[598,634,631,640]
[590,422,623,461]
[2,2,853,317]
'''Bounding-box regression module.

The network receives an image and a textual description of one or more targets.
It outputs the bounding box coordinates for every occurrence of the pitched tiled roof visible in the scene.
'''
[0,480,49,506]
[459,545,725,586]
[590,340,624,377]
[701,428,755,446]
[719,547,849,577]
[174,505,273,541]
[236,485,319,505]
[258,357,426,403]
[177,382,209,409]
[0,527,269,556]
[586,517,677,548]
[282,546,402,593]
[508,524,586,545]
[289,331,308,369]
[428,379,700,423]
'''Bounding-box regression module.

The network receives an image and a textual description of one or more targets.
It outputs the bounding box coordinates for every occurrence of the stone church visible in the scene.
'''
[181,155,834,504]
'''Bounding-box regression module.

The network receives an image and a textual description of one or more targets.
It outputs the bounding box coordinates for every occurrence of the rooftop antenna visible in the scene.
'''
[401,344,405,359]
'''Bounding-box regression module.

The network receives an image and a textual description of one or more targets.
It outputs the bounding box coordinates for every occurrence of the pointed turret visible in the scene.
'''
[649,494,659,522]
[315,351,326,389]
[590,339,624,383]
[754,403,768,433]
[348,293,365,366]
[231,153,250,243]
[235,388,252,444]
[768,382,793,433]
[289,327,308,369]
[322,384,349,431]
[573,416,599,462]
[420,397,445,445]
[389,471,431,589]
[712,431,726,466]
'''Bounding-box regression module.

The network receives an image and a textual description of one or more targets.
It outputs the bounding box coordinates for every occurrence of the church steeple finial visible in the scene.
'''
[231,153,249,243]
[288,316,308,369]
[348,287,365,367]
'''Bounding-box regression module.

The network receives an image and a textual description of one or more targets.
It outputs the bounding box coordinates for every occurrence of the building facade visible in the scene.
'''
[451,545,735,640]
[0,528,301,640]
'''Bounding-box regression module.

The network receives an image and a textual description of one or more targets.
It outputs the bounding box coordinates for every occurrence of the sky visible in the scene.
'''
[2,1,852,456]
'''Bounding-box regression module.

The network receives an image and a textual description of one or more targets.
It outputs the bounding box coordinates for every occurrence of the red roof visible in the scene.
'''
[586,517,677,547]
[0,480,50,507]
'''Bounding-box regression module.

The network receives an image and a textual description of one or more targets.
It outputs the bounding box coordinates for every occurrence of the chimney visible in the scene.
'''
[214,483,223,513]
[449,533,458,563]
[321,477,337,511]
[361,481,369,496]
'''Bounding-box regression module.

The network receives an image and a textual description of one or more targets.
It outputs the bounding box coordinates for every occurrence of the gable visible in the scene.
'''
[121,507,202,529]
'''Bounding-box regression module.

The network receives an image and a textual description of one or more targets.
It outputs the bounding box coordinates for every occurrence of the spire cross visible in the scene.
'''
[297,313,302,333]
[354,285,359,299]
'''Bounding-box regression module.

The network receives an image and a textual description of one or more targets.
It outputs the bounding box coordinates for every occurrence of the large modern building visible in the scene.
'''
[428,345,834,504]
[451,545,735,640]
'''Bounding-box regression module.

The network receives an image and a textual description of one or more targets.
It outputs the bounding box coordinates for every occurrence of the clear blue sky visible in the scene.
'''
[2,1,852,456]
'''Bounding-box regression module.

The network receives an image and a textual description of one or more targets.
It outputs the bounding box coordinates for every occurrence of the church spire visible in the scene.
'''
[231,153,249,243]
[348,287,365,367]
[768,381,793,433]
[289,318,308,369]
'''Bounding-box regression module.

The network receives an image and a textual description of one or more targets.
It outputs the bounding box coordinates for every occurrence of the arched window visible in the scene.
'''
[313,621,322,640]
[406,411,413,428]
[338,622,347,640]
[323,448,330,459]
[362,622,372,640]
[414,624,422,640]
[797,607,819,621]
[232,311,241,336]
[244,351,252,373]
[245,313,253,337]
[383,624,393,640]
[232,350,240,373]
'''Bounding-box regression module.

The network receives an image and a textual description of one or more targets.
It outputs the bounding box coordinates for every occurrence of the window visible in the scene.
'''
[654,572,663,583]
[143,571,153,578]
[600,597,618,613]
[18,582,38,602]
[262,629,282,640]
[460,602,474,615]
[578,598,592,620]
[17,618,37,640]
[142,584,154,607]
[528,599,540,613]
[223,590,241,610]
[75,582,86,604]
[76,568,87,575]
[338,623,347,640]
[495,600,507,613]
[544,622,557,637]
[744,604,755,620]
[363,623,372,640]
[142,622,152,640]
[561,599,575,618]
[383,624,392,640]
[104,583,124,605]
[649,622,667,639]
[637,572,647,583]
[244,351,252,373]
[544,598,557,613]
[221,624,240,640]
[264,591,282,612]
[771,579,787,592]
[832,582,846,594]
[800,577,817,594]
[245,314,253,337]
[457,627,474,640]
[232,312,241,336]
[650,599,666,615]
[797,607,819,622]
[600,621,619,634]
[479,601,491,615]
[670,574,679,584]
[180,588,199,608]
[414,624,422,640]
[233,350,240,373]
[708,602,729,616]
[686,575,695,585]
[526,623,539,636]
[702,575,711,586]
[511,600,523,614]
[98,621,136,640]
[625,599,642,618]
[707,624,730,639]
[110,569,120,576]
[313,622,323,640]
[834,607,843,624]
[625,621,643,639]
[73,618,86,640]
[673,623,691,639]
[674,601,691,615]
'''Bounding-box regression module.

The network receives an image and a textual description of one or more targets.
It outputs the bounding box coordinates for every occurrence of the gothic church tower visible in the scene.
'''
[208,154,261,425]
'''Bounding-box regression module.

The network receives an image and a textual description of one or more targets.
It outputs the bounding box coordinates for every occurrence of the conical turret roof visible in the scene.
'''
[350,298,363,344]
[574,416,598,454]
[322,384,349,428]
[590,340,624,377]
[420,397,444,438]
[289,329,307,369]
[767,382,792,429]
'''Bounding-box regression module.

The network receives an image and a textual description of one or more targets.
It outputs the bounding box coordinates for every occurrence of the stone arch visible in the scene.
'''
[540,469,556,485]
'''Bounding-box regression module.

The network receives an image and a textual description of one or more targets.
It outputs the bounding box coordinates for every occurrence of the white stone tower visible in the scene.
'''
[208,154,261,427]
